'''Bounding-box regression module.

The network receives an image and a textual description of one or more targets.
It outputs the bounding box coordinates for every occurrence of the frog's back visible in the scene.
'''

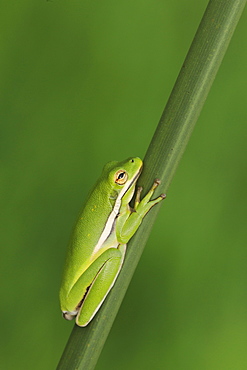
[61,179,115,288]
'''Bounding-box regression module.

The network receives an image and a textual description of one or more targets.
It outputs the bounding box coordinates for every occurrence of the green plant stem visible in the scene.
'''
[57,1,246,369]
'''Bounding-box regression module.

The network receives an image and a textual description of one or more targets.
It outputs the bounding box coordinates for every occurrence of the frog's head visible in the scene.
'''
[104,157,143,191]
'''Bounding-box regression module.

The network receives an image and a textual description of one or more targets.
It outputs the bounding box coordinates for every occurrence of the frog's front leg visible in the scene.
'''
[117,179,165,244]
[62,244,126,327]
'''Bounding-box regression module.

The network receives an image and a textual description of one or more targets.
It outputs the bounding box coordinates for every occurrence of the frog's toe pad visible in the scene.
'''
[63,310,77,321]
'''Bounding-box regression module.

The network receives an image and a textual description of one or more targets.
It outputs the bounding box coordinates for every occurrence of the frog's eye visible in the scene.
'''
[114,170,128,185]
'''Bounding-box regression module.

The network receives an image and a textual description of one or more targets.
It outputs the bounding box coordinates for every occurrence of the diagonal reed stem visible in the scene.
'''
[57,1,246,369]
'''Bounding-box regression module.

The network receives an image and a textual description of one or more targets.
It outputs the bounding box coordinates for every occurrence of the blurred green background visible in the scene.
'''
[1,1,246,369]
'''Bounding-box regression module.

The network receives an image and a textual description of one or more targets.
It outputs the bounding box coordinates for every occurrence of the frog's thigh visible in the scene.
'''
[64,247,120,312]
[77,244,126,326]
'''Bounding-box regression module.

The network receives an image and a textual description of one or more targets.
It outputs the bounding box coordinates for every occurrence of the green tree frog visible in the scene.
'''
[59,157,165,327]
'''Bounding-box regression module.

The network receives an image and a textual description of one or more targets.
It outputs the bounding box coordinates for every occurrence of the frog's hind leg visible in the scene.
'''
[76,244,126,327]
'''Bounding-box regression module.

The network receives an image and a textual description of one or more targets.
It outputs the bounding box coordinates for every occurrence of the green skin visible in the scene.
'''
[59,157,165,327]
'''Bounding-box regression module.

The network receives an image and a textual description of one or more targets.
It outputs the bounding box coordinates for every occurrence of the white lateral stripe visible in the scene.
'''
[92,182,129,256]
